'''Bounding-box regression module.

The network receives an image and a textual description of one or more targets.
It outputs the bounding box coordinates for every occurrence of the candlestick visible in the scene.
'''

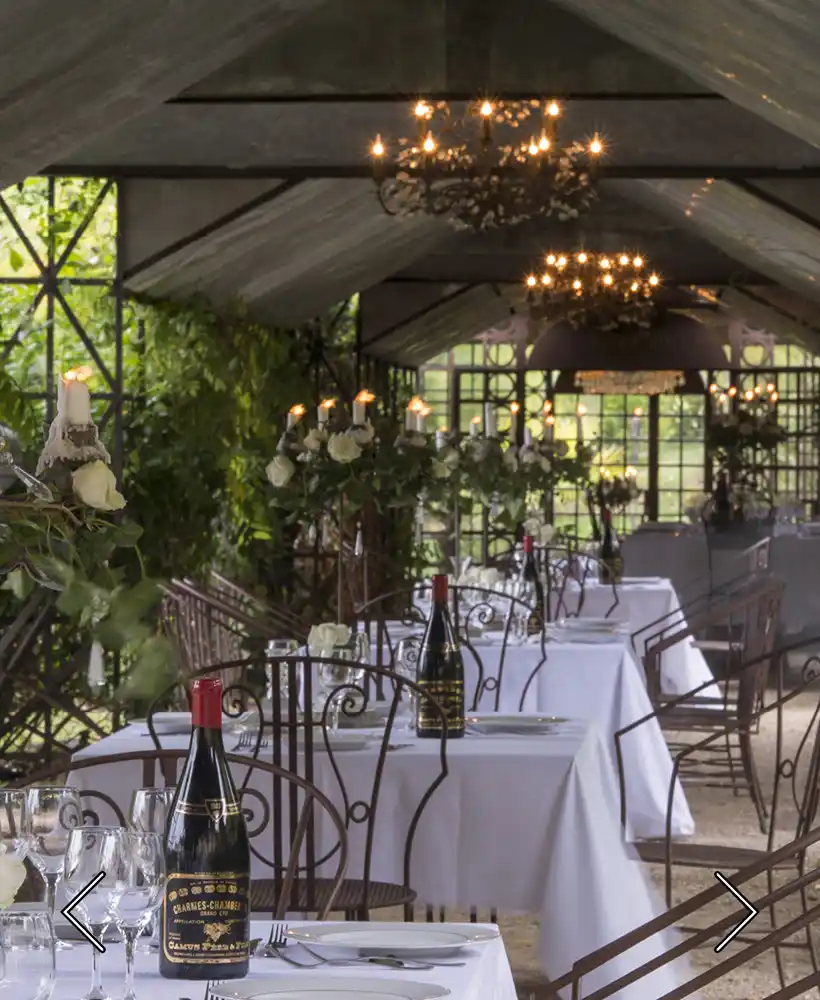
[510,402,520,441]
[576,405,586,444]
[318,398,335,427]
[59,367,94,425]
[630,407,643,463]
[406,408,416,432]
[523,426,533,448]
[544,415,555,442]
[436,428,447,451]
[353,389,375,425]
[287,404,306,430]
[484,403,497,439]
[470,416,481,437]
[416,406,431,434]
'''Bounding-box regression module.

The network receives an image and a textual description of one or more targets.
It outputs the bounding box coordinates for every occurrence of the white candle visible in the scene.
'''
[470,418,480,437]
[87,641,105,688]
[510,403,520,441]
[576,406,585,444]
[406,408,416,432]
[415,412,426,433]
[544,415,555,442]
[59,373,92,425]
[484,403,497,439]
[523,426,533,448]
[318,400,334,427]
[630,407,642,463]
[287,405,305,430]
[353,401,365,425]
[436,429,447,450]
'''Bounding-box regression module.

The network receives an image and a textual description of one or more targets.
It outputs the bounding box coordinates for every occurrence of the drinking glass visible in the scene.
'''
[25,786,82,950]
[128,788,174,952]
[0,910,55,1000]
[317,656,362,733]
[0,790,28,860]
[393,637,421,731]
[266,639,299,705]
[63,826,124,1000]
[107,832,166,1000]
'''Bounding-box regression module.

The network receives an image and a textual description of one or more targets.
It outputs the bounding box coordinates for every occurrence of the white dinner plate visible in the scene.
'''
[287,921,498,956]
[287,732,370,752]
[547,628,626,645]
[466,714,569,735]
[210,975,449,1000]
[556,618,620,632]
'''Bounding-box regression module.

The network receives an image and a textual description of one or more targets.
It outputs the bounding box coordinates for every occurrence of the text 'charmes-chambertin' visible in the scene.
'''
[160,677,250,981]
[416,573,465,739]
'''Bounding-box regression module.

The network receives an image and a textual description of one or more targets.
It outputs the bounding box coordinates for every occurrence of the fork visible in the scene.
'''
[262,920,288,957]
[205,981,224,1000]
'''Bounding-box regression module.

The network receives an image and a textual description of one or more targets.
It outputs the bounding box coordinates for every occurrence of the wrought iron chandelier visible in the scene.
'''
[574,370,684,395]
[525,250,660,331]
[370,99,604,232]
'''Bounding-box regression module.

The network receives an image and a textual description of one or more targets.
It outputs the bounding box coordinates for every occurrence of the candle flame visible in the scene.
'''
[439,425,448,432]
[354,390,376,404]
[545,414,555,425]
[471,415,481,425]
[63,365,93,384]
[576,404,587,416]
[419,405,432,417]
[542,400,552,414]
[626,466,637,478]
[319,397,336,411]
[407,395,425,412]
[289,404,307,417]
[510,402,521,414]
[633,407,644,417]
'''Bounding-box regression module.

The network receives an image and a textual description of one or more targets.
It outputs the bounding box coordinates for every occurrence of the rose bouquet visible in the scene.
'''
[707,408,786,458]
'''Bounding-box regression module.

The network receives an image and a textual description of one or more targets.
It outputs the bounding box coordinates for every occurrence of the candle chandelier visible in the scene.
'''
[525,250,660,331]
[575,371,684,395]
[370,99,604,232]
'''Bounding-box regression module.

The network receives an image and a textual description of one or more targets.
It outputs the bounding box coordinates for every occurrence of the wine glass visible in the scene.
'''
[107,832,166,1000]
[0,910,55,1000]
[392,637,422,731]
[25,786,82,950]
[0,790,28,860]
[266,638,300,707]
[63,826,124,1000]
[128,788,174,952]
[317,655,363,733]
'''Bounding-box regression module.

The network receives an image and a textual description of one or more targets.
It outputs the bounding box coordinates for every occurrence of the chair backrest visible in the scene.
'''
[146,655,449,910]
[15,747,349,920]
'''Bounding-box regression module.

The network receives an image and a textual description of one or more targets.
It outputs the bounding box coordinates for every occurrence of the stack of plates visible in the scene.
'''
[465,714,570,735]
[547,618,628,644]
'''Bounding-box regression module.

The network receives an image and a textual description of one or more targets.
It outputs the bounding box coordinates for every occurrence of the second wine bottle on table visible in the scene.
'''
[520,535,546,635]
[416,574,465,739]
[160,677,251,981]
[599,508,624,585]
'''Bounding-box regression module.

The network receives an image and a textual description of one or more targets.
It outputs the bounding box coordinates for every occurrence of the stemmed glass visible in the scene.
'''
[63,826,123,1000]
[0,910,55,1000]
[128,789,173,952]
[0,790,28,860]
[317,652,365,733]
[25,786,82,951]
[393,637,421,731]
[107,832,166,1000]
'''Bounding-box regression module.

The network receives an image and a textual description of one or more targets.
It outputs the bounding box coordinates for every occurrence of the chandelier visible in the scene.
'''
[575,371,684,395]
[525,250,660,331]
[370,99,604,232]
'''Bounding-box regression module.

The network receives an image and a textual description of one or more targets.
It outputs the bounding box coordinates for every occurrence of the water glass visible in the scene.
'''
[25,786,83,950]
[0,791,28,860]
[393,637,421,731]
[108,832,166,1000]
[128,789,174,952]
[0,910,55,1000]
[266,639,299,705]
[63,826,124,1000]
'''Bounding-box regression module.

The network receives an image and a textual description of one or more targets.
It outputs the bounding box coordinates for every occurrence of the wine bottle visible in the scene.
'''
[520,536,546,635]
[160,677,250,981]
[599,509,624,585]
[416,574,465,739]
[714,469,732,527]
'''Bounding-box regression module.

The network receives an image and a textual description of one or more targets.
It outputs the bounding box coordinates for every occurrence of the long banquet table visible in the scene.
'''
[46,920,518,1000]
[72,720,691,999]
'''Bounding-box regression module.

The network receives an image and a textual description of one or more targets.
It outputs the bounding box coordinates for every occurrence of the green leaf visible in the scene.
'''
[0,568,33,601]
[108,520,144,548]
[95,617,151,652]
[8,248,23,271]
[56,578,98,616]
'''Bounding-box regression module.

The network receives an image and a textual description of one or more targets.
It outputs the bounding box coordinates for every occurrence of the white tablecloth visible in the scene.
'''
[44,920,517,1000]
[72,723,690,999]
[466,639,693,839]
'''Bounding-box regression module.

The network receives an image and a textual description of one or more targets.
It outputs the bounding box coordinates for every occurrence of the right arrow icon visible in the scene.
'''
[714,871,759,952]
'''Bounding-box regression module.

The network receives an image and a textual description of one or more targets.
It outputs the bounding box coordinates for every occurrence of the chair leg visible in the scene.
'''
[724,729,740,797]
[738,730,768,834]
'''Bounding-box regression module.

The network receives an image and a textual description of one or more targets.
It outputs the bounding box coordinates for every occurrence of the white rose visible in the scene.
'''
[404,431,427,449]
[536,524,555,545]
[519,448,539,466]
[327,433,362,463]
[440,447,460,470]
[348,421,375,446]
[332,624,351,647]
[266,453,296,487]
[469,440,491,462]
[308,622,351,656]
[72,460,126,511]
[0,844,26,909]
[479,567,502,589]
[503,449,518,471]
[302,428,327,453]
[431,459,451,479]
[538,456,553,473]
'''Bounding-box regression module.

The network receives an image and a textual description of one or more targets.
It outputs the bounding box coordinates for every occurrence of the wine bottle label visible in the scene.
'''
[173,799,241,820]
[162,872,249,965]
[417,679,465,732]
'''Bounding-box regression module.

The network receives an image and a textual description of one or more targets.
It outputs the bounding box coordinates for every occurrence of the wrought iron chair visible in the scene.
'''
[355,583,547,712]
[624,578,784,833]
[18,748,348,920]
[146,655,449,919]
[549,821,820,1000]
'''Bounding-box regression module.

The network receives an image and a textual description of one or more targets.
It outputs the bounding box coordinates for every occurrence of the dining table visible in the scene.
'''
[71,719,692,999]
[45,920,517,1000]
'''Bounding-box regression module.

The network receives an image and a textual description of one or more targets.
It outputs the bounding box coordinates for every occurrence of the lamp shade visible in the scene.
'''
[527,313,728,371]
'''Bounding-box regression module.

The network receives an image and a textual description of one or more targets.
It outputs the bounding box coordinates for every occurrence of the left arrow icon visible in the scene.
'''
[60,871,107,953]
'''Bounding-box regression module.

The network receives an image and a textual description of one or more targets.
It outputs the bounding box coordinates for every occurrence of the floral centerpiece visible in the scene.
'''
[594,469,641,514]
[0,367,171,692]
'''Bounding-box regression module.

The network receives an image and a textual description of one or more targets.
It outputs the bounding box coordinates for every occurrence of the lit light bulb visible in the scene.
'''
[728,386,738,397]
[600,258,611,269]
[547,101,560,117]
[557,256,567,268]
[649,273,660,286]
[619,255,629,266]
[415,101,430,118]
[753,385,762,395]
[602,273,614,286]
[709,383,719,394]
[480,100,493,117]
[528,141,539,156]
[771,391,779,402]
[633,256,643,268]
[577,252,588,264]
[371,136,385,157]
[422,132,437,153]
[546,254,556,265]
[744,390,755,401]
[766,382,776,393]
[589,135,603,155]
[630,281,639,292]
[572,279,582,290]
[538,132,550,151]
[526,274,537,287]
[541,274,552,285]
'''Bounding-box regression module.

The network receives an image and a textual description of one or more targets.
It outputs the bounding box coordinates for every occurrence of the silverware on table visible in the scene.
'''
[262,920,289,957]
